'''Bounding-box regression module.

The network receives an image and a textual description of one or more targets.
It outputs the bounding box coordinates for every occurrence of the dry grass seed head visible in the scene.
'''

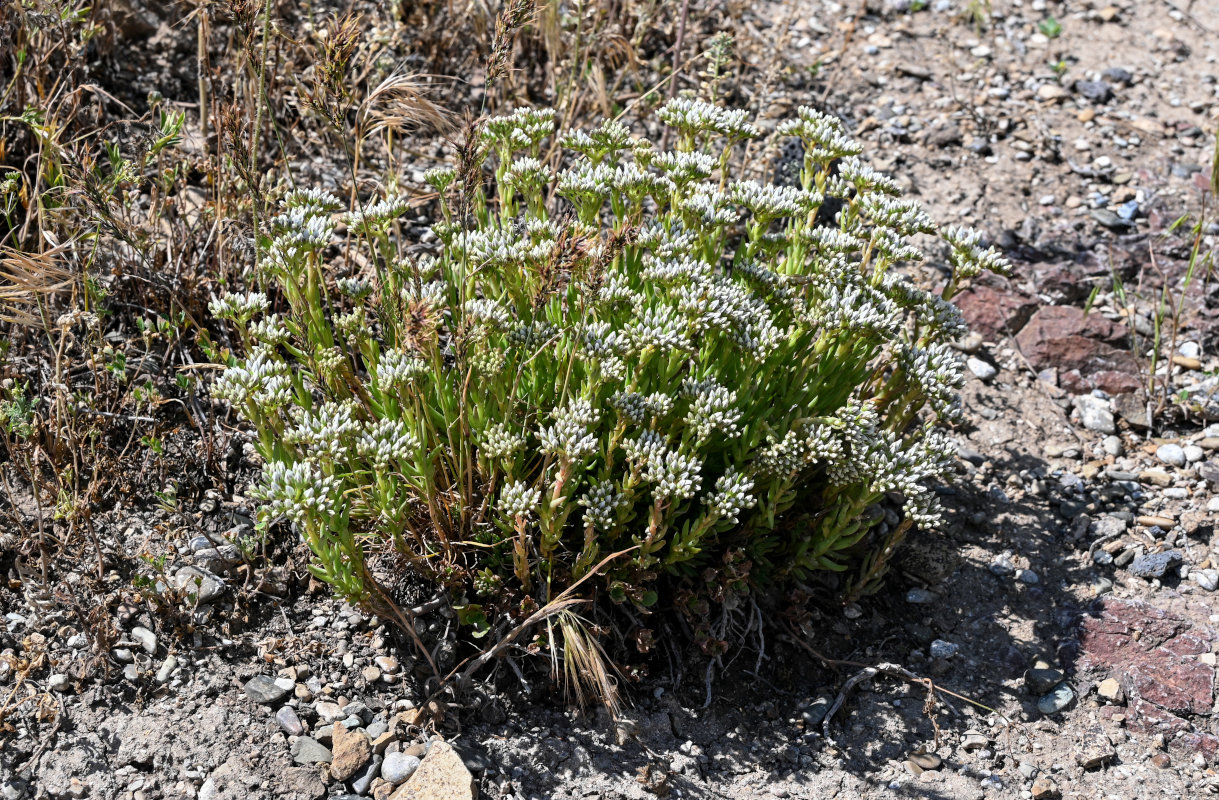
[0,246,75,325]
[553,608,621,717]
[360,72,454,139]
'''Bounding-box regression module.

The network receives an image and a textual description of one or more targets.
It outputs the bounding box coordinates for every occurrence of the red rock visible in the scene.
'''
[1078,598,1216,727]
[1171,732,1219,761]
[1015,306,1140,393]
[953,282,1039,340]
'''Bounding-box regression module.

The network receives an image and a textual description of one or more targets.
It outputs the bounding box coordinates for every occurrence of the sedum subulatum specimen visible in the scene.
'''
[212,101,1007,641]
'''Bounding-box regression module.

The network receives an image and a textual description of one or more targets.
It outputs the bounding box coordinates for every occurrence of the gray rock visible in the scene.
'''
[989,555,1016,576]
[1074,80,1113,103]
[1017,569,1040,585]
[1074,395,1115,434]
[380,751,421,785]
[244,675,291,705]
[276,705,305,736]
[801,698,831,728]
[1102,66,1133,85]
[1128,550,1184,579]
[123,664,138,681]
[1091,208,1134,231]
[929,639,959,659]
[906,588,937,604]
[130,626,157,655]
[1155,443,1187,467]
[290,737,333,765]
[155,656,177,684]
[351,754,382,795]
[174,566,226,603]
[1101,436,1123,456]
[197,779,217,800]
[1193,569,1218,592]
[1025,668,1064,695]
[1184,445,1205,463]
[1037,683,1075,714]
[47,673,69,691]
[66,633,88,649]
[966,357,997,381]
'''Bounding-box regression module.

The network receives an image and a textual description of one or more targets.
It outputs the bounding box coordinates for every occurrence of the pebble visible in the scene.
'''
[1138,469,1172,487]
[929,639,959,659]
[290,737,333,765]
[966,357,997,380]
[1128,550,1183,579]
[48,673,69,691]
[362,666,382,683]
[989,555,1016,576]
[123,664,138,682]
[961,730,990,750]
[906,588,937,604]
[1031,776,1060,799]
[1017,569,1040,585]
[131,626,157,656]
[1025,668,1064,695]
[155,656,177,684]
[1037,683,1074,714]
[380,752,421,785]
[315,701,345,723]
[374,656,399,674]
[174,566,226,603]
[1183,445,1205,463]
[244,675,292,705]
[351,755,382,795]
[1074,395,1115,434]
[276,705,305,736]
[1097,677,1124,702]
[1101,436,1123,456]
[1193,569,1219,592]
[1155,443,1186,467]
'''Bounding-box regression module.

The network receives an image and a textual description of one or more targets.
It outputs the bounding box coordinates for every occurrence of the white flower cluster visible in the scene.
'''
[503,157,553,192]
[464,298,513,332]
[652,151,716,186]
[283,188,342,212]
[701,468,756,524]
[451,227,552,270]
[346,195,409,229]
[834,157,901,197]
[610,390,673,424]
[482,107,557,152]
[499,479,540,521]
[373,348,429,391]
[732,180,815,220]
[563,119,633,159]
[357,418,419,470]
[943,225,1011,279]
[253,460,340,525]
[897,342,965,422]
[209,291,268,323]
[480,422,524,461]
[682,378,741,442]
[622,431,703,501]
[337,277,373,299]
[212,345,291,408]
[539,400,601,462]
[776,105,863,163]
[249,313,290,345]
[658,98,759,140]
[579,480,626,531]
[285,400,360,460]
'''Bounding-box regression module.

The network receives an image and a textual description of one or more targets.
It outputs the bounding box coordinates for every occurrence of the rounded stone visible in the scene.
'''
[380,752,421,785]
[1037,683,1074,714]
[1155,443,1186,467]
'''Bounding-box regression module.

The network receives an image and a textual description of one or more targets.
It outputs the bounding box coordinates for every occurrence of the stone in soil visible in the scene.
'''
[1025,668,1065,695]
[277,705,305,736]
[929,639,959,659]
[381,752,422,785]
[1037,683,1075,714]
[1031,776,1060,799]
[966,357,996,380]
[1155,443,1187,467]
[1017,306,1139,395]
[244,675,292,705]
[290,737,333,765]
[174,565,226,603]
[1097,677,1125,703]
[330,723,372,782]
[352,755,383,795]
[387,741,475,800]
[130,626,157,655]
[1073,395,1115,434]
[953,282,1039,340]
[1079,597,1215,727]
[1128,550,1183,579]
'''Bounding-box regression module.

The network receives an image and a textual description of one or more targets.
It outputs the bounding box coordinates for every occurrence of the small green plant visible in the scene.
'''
[212,101,1006,663]
[1039,17,1063,39]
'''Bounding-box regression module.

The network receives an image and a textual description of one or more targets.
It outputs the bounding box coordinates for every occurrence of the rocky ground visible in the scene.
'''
[4,1,1219,799]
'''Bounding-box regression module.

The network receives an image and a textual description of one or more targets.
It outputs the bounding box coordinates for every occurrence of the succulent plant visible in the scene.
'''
[212,99,1007,653]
